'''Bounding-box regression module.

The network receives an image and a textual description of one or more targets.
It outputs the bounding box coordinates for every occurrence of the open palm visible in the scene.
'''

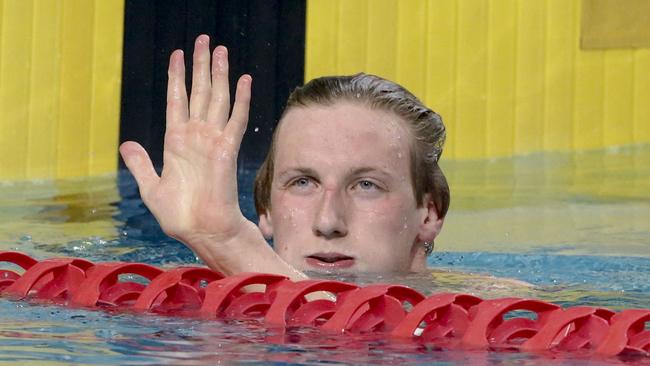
[120,35,252,247]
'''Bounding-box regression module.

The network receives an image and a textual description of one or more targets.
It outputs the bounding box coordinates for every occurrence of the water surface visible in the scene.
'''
[1,145,649,365]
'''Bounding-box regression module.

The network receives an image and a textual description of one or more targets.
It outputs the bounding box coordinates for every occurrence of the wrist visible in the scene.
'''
[171,217,308,281]
[180,221,269,273]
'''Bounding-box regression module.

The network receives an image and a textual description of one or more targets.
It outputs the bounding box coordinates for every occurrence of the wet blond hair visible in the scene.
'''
[254,73,450,219]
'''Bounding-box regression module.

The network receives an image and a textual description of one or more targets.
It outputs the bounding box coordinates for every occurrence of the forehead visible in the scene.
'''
[274,102,411,170]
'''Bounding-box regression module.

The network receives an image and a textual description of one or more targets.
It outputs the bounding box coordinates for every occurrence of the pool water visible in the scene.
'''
[1,145,649,365]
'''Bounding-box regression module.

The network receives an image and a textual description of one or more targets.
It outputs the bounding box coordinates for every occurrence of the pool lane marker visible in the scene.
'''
[0,251,648,357]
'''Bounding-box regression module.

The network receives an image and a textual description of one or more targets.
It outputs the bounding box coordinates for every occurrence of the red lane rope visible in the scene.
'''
[1,251,648,357]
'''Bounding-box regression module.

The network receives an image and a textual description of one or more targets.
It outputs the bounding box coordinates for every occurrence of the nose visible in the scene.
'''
[312,188,348,239]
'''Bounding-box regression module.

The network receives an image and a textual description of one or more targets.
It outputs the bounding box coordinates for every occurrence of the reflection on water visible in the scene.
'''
[0,176,123,261]
[439,144,650,256]
[0,146,649,365]
[2,146,648,262]
[1,296,648,366]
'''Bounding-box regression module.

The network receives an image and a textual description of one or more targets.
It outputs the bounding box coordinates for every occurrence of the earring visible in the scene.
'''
[423,241,434,256]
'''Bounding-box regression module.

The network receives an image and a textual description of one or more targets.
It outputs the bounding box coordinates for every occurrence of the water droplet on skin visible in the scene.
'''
[218,150,230,161]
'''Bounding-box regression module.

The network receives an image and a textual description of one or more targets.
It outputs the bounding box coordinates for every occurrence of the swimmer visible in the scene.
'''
[119,34,448,281]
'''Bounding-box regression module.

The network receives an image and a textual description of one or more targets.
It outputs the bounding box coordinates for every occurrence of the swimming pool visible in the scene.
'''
[1,146,649,365]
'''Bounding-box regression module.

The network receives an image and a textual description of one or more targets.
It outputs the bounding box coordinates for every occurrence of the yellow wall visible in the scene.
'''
[305,0,650,160]
[0,0,124,180]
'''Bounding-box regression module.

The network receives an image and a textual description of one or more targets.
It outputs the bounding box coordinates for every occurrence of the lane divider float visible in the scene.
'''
[0,251,648,357]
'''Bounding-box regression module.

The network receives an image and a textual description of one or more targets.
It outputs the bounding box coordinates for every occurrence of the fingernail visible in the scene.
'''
[198,34,209,44]
[214,46,227,57]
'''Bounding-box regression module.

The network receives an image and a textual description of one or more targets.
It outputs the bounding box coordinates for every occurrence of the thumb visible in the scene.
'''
[119,141,159,196]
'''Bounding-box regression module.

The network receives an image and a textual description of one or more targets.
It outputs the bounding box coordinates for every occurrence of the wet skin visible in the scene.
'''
[121,34,442,279]
[259,102,443,273]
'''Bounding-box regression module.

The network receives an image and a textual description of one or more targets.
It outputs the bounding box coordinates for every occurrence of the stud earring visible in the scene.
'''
[423,241,434,256]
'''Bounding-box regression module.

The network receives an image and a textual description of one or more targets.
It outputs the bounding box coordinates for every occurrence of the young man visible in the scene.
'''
[120,35,448,281]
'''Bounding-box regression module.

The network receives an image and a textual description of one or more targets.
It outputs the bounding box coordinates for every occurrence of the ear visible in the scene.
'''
[416,195,444,243]
[258,211,274,239]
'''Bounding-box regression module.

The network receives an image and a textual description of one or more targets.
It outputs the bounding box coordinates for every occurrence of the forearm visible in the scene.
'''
[181,221,308,282]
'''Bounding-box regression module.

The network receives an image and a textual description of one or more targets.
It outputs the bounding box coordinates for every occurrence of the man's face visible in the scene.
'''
[258,101,440,273]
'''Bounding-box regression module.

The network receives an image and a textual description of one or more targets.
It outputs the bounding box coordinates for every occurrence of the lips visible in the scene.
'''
[305,252,355,269]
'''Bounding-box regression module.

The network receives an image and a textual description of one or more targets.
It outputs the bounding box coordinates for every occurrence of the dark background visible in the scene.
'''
[119,0,306,168]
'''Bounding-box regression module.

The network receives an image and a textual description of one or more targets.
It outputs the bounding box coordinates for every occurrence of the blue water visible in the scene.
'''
[1,146,649,365]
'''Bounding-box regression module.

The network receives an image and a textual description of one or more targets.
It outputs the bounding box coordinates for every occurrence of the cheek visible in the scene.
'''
[358,194,419,228]
[270,192,313,236]
[270,195,316,268]
[375,197,421,246]
[352,200,418,257]
[364,200,422,269]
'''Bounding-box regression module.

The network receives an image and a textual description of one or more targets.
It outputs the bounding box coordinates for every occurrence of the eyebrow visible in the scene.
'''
[276,166,393,180]
[276,167,319,181]
[348,166,393,178]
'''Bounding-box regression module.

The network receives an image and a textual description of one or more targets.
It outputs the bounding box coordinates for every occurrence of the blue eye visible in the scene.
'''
[356,180,378,190]
[286,176,316,194]
[290,177,313,188]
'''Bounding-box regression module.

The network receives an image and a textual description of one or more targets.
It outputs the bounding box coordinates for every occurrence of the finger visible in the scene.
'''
[166,50,188,126]
[189,35,212,121]
[225,75,252,149]
[206,45,230,128]
[119,141,160,197]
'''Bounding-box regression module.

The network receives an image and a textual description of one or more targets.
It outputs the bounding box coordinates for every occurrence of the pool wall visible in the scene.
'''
[305,0,650,159]
[0,0,124,180]
[1,0,649,180]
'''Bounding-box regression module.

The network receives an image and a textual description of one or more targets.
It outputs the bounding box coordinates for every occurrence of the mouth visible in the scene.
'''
[305,253,355,269]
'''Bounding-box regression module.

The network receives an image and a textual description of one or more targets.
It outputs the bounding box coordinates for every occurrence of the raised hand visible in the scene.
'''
[119,35,263,272]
